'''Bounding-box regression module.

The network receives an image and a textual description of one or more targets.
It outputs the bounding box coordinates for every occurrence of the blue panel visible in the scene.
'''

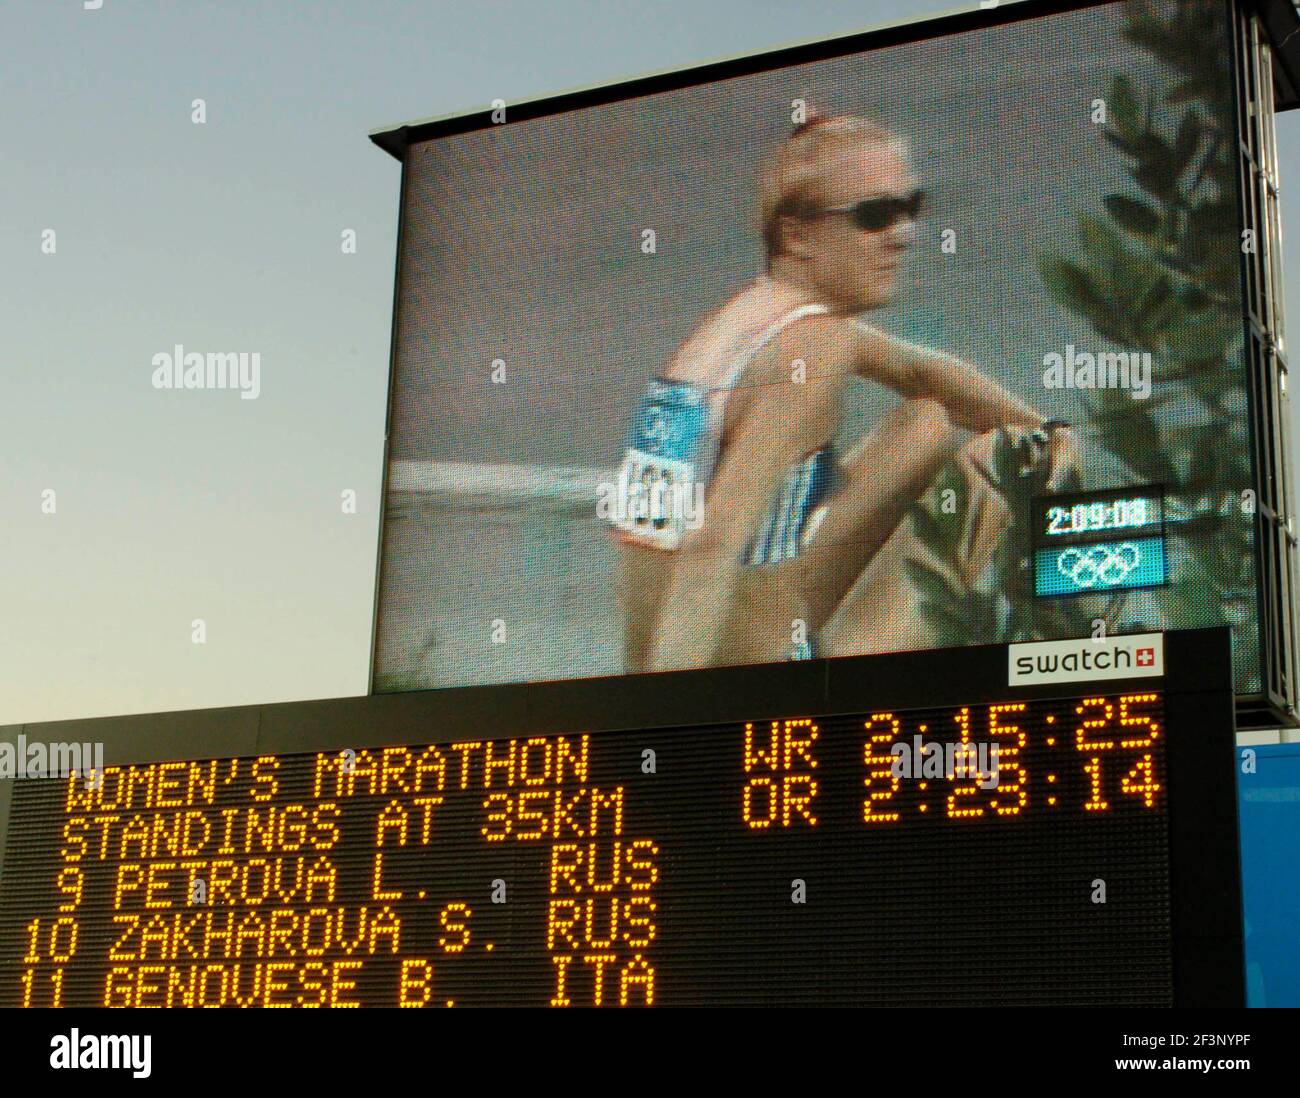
[625,378,707,463]
[1034,536,1167,596]
[1237,744,1300,1008]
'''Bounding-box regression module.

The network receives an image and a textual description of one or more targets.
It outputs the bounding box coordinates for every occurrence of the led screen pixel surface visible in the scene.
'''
[373,1,1257,705]
[0,632,1244,1008]
[0,697,1185,1007]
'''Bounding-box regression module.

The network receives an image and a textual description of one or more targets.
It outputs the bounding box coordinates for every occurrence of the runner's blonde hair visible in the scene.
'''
[758,107,905,270]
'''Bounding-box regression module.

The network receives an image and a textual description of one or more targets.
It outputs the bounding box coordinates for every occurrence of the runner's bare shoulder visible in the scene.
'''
[662,287,762,382]
[747,312,856,387]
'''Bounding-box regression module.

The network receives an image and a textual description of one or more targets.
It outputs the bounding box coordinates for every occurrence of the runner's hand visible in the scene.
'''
[1028,424,1080,491]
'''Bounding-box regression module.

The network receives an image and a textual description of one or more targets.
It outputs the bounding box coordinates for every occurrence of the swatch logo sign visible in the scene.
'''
[1008,633,1164,686]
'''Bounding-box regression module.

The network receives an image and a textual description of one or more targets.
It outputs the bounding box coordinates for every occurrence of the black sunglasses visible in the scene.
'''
[820,189,925,232]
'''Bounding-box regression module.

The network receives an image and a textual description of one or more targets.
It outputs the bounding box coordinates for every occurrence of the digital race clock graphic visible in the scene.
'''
[1031,486,1168,597]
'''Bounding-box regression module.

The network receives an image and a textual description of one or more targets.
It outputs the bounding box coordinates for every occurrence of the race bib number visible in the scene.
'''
[610,380,707,550]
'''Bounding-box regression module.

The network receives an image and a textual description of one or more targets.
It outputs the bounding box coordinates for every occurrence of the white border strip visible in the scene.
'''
[388,460,611,506]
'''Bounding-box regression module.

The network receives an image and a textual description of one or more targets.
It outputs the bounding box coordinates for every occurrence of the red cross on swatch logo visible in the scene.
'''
[1136,647,1155,667]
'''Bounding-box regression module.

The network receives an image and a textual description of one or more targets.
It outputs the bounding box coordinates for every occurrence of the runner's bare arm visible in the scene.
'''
[647,376,834,671]
[848,321,1042,431]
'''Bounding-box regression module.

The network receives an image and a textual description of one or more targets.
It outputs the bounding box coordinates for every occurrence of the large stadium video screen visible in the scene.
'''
[373,0,1260,697]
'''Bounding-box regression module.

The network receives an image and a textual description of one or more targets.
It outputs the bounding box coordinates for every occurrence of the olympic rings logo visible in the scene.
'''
[1056,543,1143,588]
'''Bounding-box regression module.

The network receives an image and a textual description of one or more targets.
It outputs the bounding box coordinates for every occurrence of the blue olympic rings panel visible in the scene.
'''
[1034,536,1168,596]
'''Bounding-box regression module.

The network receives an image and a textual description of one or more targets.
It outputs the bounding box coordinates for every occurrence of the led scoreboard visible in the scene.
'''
[0,630,1243,1007]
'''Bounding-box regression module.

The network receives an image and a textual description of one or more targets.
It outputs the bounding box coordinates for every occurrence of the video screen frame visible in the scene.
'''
[365,0,1295,726]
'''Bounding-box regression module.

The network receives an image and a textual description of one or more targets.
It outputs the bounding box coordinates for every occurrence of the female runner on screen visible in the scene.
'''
[609,109,1075,671]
